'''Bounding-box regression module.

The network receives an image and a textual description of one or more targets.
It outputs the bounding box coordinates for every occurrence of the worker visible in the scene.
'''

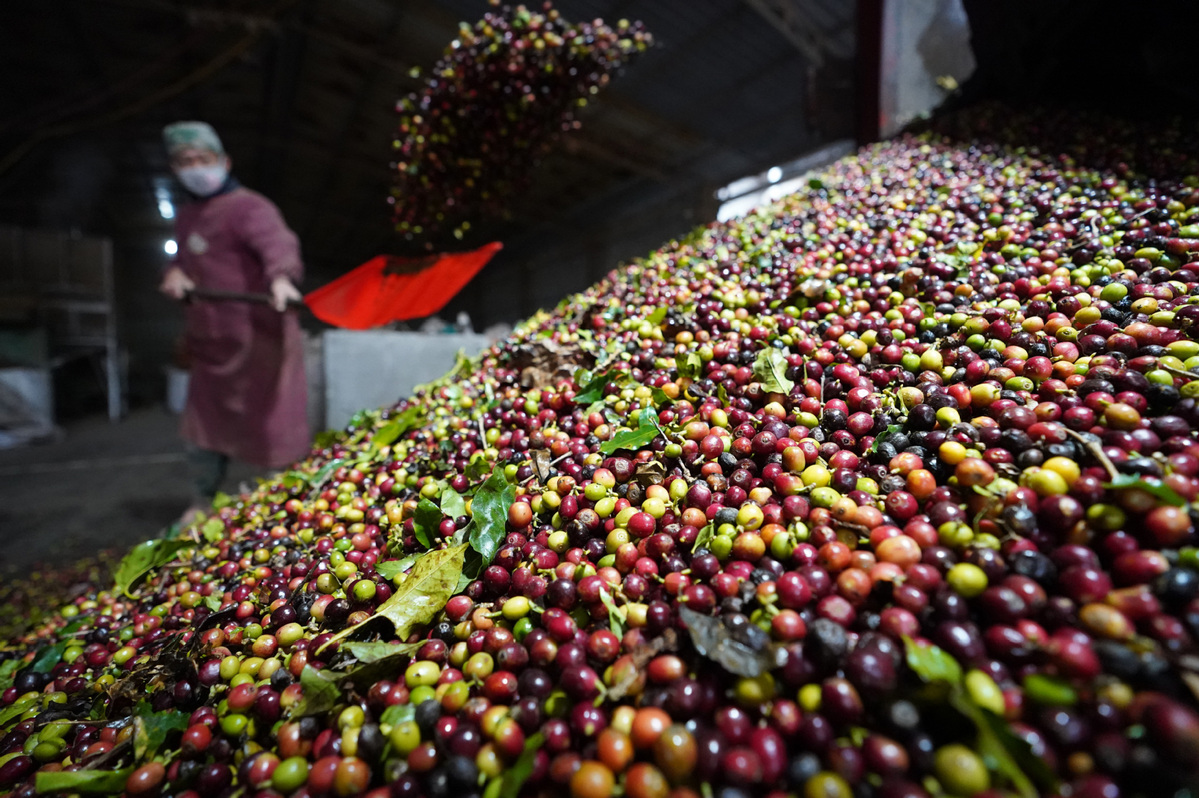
[159,121,309,522]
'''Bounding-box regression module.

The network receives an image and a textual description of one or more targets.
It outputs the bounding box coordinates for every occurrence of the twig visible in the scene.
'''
[520,451,573,487]
[675,457,698,482]
[1156,363,1199,382]
[607,629,677,701]
[1064,428,1119,481]
[79,738,132,772]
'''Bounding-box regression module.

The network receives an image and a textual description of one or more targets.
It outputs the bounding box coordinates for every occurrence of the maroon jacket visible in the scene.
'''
[173,187,309,469]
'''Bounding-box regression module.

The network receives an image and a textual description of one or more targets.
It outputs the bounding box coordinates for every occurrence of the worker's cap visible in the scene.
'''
[163,121,225,156]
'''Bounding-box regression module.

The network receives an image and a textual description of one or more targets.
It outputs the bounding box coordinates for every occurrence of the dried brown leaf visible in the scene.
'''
[529,449,553,485]
[509,340,596,389]
[633,460,666,487]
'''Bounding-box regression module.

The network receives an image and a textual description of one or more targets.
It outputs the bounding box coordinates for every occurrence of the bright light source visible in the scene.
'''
[164,239,178,256]
[767,166,783,184]
[158,199,175,219]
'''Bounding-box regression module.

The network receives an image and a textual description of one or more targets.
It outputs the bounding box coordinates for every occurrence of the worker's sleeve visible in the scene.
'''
[238,195,304,285]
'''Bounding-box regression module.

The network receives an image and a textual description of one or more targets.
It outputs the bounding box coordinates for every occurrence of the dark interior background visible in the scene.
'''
[959,0,1199,118]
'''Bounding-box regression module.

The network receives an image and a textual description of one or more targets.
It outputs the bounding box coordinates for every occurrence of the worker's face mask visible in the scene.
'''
[175,163,228,197]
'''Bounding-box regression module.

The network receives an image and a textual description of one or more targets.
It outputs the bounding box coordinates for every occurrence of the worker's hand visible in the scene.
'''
[269,276,303,312]
[160,266,195,300]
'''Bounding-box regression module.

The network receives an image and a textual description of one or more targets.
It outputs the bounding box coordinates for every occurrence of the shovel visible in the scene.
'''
[185,241,502,329]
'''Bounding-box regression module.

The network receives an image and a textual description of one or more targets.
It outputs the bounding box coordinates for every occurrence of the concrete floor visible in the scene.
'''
[0,407,261,573]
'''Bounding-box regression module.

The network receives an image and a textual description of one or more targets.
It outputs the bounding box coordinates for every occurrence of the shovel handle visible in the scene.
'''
[186,288,304,308]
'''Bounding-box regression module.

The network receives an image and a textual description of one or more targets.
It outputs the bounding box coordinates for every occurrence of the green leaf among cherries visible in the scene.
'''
[290,666,343,719]
[903,637,1052,797]
[1103,473,1187,507]
[677,351,703,381]
[412,497,443,550]
[342,640,425,665]
[372,404,428,451]
[133,700,189,761]
[903,636,963,684]
[499,732,545,798]
[318,543,468,656]
[29,641,68,675]
[0,659,19,693]
[869,424,903,454]
[440,484,467,520]
[376,554,421,582]
[36,768,134,794]
[1022,672,1078,706]
[465,468,517,566]
[338,641,426,685]
[598,586,626,636]
[600,407,663,454]
[0,695,39,727]
[751,348,794,394]
[974,704,1060,794]
[465,455,492,483]
[948,691,1040,798]
[200,518,224,543]
[573,368,624,405]
[379,702,416,727]
[306,458,347,496]
[114,538,196,599]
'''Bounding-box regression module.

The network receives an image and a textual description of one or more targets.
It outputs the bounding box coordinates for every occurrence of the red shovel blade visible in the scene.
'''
[303,241,502,329]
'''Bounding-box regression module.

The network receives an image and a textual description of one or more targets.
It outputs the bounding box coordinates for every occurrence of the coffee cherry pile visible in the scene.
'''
[0,551,120,643]
[389,2,652,247]
[6,102,1199,798]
